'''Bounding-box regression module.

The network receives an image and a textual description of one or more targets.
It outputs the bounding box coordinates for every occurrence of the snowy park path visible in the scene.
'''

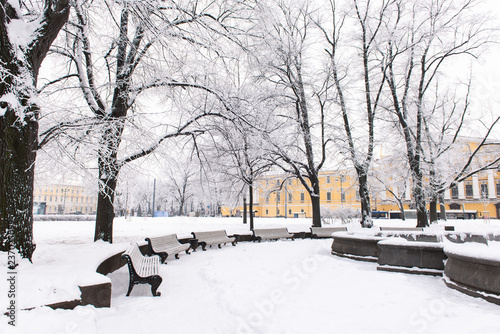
[1,217,500,333]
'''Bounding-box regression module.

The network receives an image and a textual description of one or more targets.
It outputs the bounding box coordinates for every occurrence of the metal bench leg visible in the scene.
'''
[126,281,135,297]
[150,275,163,297]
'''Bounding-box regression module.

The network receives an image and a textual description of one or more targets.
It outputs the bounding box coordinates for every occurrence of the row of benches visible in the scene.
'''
[122,226,422,296]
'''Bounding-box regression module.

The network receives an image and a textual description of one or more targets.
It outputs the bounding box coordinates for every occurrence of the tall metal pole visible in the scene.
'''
[152,178,156,217]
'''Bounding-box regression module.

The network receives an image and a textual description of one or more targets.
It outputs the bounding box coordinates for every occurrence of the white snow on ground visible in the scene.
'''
[1,217,500,333]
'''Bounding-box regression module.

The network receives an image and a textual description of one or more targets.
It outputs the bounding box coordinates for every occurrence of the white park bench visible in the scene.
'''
[252,228,295,242]
[310,226,348,238]
[191,230,237,251]
[145,234,191,263]
[121,242,162,296]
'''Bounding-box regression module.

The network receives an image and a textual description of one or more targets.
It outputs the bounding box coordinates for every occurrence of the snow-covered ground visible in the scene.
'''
[1,217,500,333]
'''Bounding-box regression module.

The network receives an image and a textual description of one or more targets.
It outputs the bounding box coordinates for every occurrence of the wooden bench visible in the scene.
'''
[145,234,191,263]
[191,230,236,251]
[310,226,347,238]
[253,228,294,242]
[121,242,162,296]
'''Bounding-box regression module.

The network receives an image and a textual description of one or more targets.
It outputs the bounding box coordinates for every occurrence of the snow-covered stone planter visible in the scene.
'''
[377,238,446,276]
[444,242,500,305]
[331,232,386,262]
[444,232,500,245]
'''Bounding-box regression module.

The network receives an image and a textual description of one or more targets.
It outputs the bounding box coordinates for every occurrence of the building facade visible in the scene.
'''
[222,168,500,220]
[34,184,97,215]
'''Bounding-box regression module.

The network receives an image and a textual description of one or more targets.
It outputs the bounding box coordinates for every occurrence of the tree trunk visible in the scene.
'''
[94,123,123,242]
[429,195,438,224]
[94,176,117,242]
[249,184,254,230]
[243,197,247,225]
[357,169,373,228]
[398,199,406,221]
[438,192,447,221]
[310,179,322,227]
[0,109,38,260]
[414,178,428,228]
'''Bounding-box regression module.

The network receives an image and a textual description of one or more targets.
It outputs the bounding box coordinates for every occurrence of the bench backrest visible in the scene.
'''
[148,234,181,250]
[253,228,290,236]
[123,242,144,269]
[311,226,347,236]
[193,230,229,240]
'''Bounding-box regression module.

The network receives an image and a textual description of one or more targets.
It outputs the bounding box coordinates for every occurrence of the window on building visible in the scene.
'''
[480,183,488,199]
[327,176,331,183]
[300,192,305,203]
[266,209,268,215]
[288,193,292,203]
[465,183,473,198]
[496,182,500,197]
[451,185,459,199]
[276,192,280,203]
[327,191,331,202]
[277,209,280,216]
[265,195,269,204]
[289,209,291,215]
[341,191,346,202]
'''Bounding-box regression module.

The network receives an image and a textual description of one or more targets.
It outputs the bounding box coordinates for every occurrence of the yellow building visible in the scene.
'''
[222,170,361,218]
[34,184,97,215]
[222,169,500,219]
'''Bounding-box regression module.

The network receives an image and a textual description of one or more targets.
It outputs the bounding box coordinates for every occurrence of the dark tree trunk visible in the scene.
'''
[249,184,254,230]
[94,177,117,242]
[94,123,123,242]
[414,177,428,228]
[429,195,438,224]
[243,197,247,225]
[0,0,70,260]
[357,169,373,228]
[398,200,406,221]
[310,178,321,227]
[0,109,38,259]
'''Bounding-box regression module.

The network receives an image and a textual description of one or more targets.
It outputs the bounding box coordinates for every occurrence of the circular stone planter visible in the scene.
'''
[444,243,500,305]
[331,232,386,262]
[377,238,446,275]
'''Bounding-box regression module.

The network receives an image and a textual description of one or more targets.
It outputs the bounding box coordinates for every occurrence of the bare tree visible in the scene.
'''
[316,0,392,227]
[383,0,491,227]
[253,0,332,227]
[0,0,70,260]
[39,0,252,242]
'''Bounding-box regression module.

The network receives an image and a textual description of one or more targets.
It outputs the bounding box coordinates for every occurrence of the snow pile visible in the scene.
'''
[444,241,500,263]
[1,218,500,334]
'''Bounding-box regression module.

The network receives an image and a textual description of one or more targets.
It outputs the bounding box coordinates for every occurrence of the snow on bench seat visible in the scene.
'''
[191,230,236,251]
[145,234,191,263]
[253,228,294,242]
[122,242,162,296]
